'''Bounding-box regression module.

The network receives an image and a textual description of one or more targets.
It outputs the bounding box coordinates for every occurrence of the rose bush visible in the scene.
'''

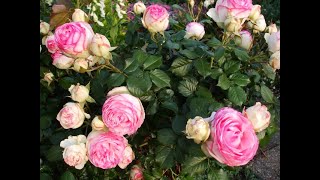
[40,0,280,179]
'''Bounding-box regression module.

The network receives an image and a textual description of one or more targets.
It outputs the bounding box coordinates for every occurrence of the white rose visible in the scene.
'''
[56,102,90,129]
[267,23,278,34]
[243,102,271,132]
[91,116,108,131]
[73,58,89,73]
[185,116,210,144]
[90,33,116,59]
[235,30,253,50]
[264,31,280,53]
[184,22,205,40]
[269,50,280,70]
[51,51,75,69]
[68,83,90,103]
[60,135,88,169]
[248,5,261,21]
[72,9,89,22]
[133,1,146,15]
[253,14,266,32]
[204,0,215,8]
[40,21,50,35]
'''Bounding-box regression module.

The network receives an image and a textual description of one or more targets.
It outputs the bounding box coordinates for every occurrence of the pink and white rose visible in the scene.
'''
[235,30,253,50]
[51,51,75,69]
[102,90,145,136]
[264,31,280,53]
[184,22,205,40]
[54,22,94,58]
[142,4,169,33]
[133,1,146,15]
[130,165,144,180]
[207,0,253,27]
[86,131,128,169]
[68,83,89,103]
[56,102,90,129]
[118,145,135,169]
[45,35,58,53]
[60,135,88,169]
[243,102,271,132]
[202,107,259,166]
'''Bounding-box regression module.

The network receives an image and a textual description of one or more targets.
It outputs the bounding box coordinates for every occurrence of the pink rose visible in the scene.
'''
[56,102,90,129]
[243,102,271,132]
[54,22,94,58]
[184,22,205,40]
[118,145,135,169]
[142,4,169,33]
[203,107,258,166]
[51,51,75,69]
[45,35,58,53]
[102,92,145,136]
[86,131,128,169]
[207,0,253,26]
[130,165,144,180]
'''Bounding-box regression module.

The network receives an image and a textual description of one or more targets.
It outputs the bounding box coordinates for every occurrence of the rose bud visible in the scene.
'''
[56,102,90,129]
[72,8,89,22]
[43,72,54,86]
[133,1,146,15]
[264,31,280,53]
[73,58,89,73]
[253,14,266,32]
[90,33,116,59]
[184,22,205,40]
[142,4,169,34]
[224,15,241,33]
[91,116,108,132]
[118,145,135,169]
[130,165,144,180]
[40,21,50,35]
[243,102,271,132]
[68,83,90,103]
[269,50,280,70]
[267,23,278,34]
[185,116,211,144]
[248,5,261,21]
[235,30,253,50]
[51,51,75,69]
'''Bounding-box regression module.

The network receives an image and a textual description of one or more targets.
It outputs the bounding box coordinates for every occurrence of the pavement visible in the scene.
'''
[248,130,280,180]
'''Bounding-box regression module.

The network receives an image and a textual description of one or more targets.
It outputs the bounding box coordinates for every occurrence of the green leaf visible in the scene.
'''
[178,78,198,97]
[126,73,152,97]
[174,147,185,163]
[161,101,178,113]
[195,86,212,98]
[86,95,96,103]
[166,40,180,49]
[208,169,229,180]
[170,57,192,77]
[217,74,231,90]
[133,50,148,65]
[110,25,118,42]
[262,64,276,80]
[59,77,76,90]
[260,85,274,103]
[60,171,76,180]
[143,55,162,70]
[46,146,62,162]
[124,58,139,73]
[172,115,187,135]
[210,68,223,79]
[189,97,212,118]
[234,48,249,61]
[40,115,52,129]
[194,60,212,78]
[146,99,158,115]
[158,89,174,101]
[228,86,247,106]
[214,46,225,61]
[171,30,186,41]
[207,37,221,47]
[182,156,208,176]
[106,73,125,88]
[171,4,184,10]
[179,49,200,59]
[229,73,250,86]
[149,69,171,88]
[224,60,241,75]
[40,173,53,180]
[157,128,177,145]
[155,146,175,168]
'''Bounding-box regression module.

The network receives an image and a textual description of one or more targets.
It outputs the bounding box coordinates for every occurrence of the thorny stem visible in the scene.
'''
[102,63,128,77]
